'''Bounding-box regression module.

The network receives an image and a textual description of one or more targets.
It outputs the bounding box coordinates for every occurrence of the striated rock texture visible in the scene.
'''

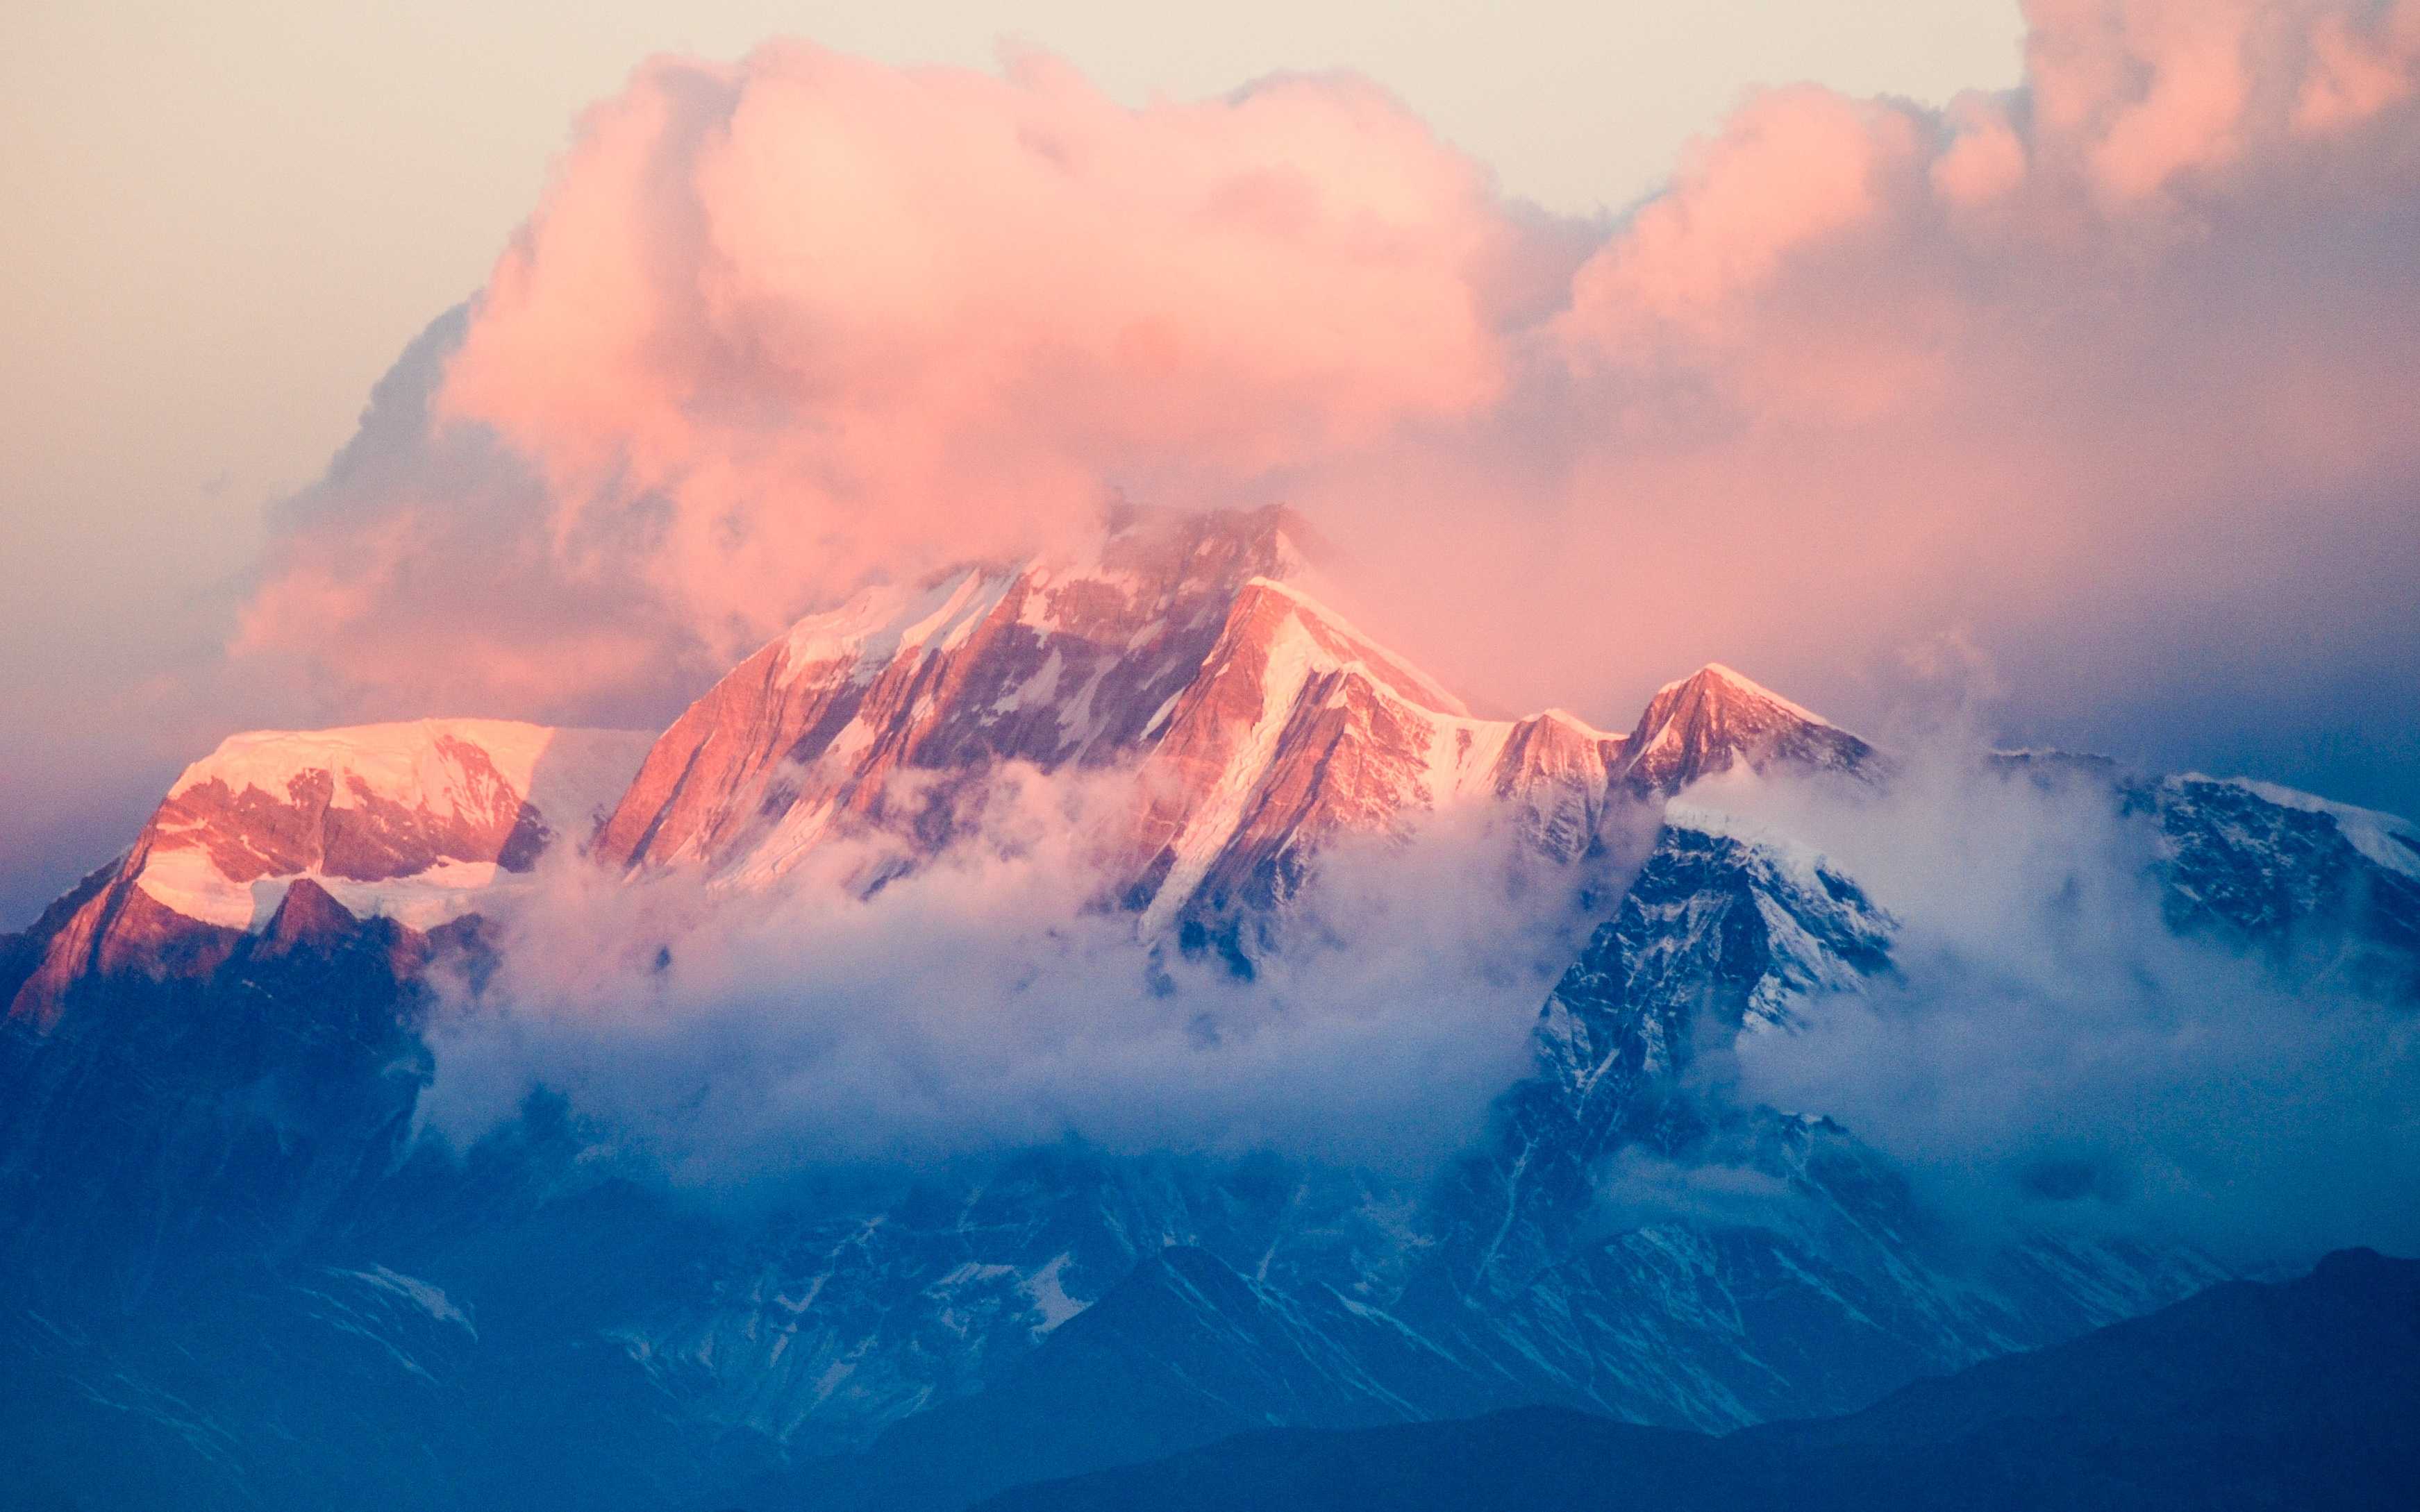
[592,506,1327,882]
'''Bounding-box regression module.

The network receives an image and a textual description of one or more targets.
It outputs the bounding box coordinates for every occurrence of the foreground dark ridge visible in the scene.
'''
[976,1248,2420,1512]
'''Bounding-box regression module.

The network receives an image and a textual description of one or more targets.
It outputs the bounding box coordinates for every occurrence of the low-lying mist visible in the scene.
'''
[1681,738,2420,1268]
[418,732,2419,1272]
[419,764,1635,1184]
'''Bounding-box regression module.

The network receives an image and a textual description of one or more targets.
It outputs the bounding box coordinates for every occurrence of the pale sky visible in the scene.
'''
[1,1,2030,914]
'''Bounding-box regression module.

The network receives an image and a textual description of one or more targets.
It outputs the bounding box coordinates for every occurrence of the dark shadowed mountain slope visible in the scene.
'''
[975,1248,2420,1512]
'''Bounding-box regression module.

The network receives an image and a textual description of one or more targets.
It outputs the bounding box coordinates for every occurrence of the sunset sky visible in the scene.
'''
[6,0,2417,922]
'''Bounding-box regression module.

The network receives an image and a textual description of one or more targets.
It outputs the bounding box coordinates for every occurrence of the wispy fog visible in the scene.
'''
[1686,736,2420,1266]
[420,764,1639,1182]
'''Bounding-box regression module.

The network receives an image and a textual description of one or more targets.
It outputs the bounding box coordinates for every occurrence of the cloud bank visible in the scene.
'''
[232,0,2420,823]
[414,728,2420,1270]
[420,767,1627,1182]
[1683,739,2420,1265]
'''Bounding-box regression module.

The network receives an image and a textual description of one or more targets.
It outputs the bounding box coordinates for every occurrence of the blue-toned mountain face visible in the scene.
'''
[2,514,2414,1511]
[971,1248,2420,1512]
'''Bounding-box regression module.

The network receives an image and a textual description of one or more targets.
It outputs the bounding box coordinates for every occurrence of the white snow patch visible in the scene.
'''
[1242,577,1471,717]
[780,569,1016,683]
[1022,1252,1086,1333]
[992,648,1064,716]
[342,1265,477,1337]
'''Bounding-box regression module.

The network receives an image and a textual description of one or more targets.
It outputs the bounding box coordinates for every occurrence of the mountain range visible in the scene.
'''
[2,506,2414,1510]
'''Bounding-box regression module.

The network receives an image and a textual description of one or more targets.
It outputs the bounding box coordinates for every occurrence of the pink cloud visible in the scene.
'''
[2296,0,2420,133]
[228,2,2420,824]
[1562,85,1925,342]
[1930,92,2030,209]
[433,44,1515,665]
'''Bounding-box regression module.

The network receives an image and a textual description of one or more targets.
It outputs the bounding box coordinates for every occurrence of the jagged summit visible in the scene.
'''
[1619,663,1872,795]
[255,876,362,956]
[14,510,1901,1010]
[591,505,1652,918]
[1651,664,1830,723]
[592,507,1342,883]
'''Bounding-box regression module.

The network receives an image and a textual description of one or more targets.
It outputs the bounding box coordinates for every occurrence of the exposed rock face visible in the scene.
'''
[5,862,245,1031]
[596,510,1880,937]
[593,507,1321,882]
[2145,774,2420,966]
[1122,576,1610,928]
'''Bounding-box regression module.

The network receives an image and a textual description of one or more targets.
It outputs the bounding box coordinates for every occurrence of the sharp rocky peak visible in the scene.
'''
[583,516,1883,922]
[17,506,1889,1000]
[592,506,1360,884]
[256,877,361,955]
[1618,663,1873,796]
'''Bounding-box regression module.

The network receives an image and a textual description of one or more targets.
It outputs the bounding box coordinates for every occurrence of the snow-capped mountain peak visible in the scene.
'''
[587,521,1889,927]
[6,720,651,1025]
[1618,662,1872,795]
[592,507,1326,883]
[12,512,1901,1018]
[137,719,653,930]
[1124,580,1636,928]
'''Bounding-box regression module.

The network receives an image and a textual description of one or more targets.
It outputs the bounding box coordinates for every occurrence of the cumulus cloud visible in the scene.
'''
[419,765,1630,1182]
[197,0,2420,1253]
[212,4,2420,1245]
[228,1,2420,821]
[242,45,1528,714]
